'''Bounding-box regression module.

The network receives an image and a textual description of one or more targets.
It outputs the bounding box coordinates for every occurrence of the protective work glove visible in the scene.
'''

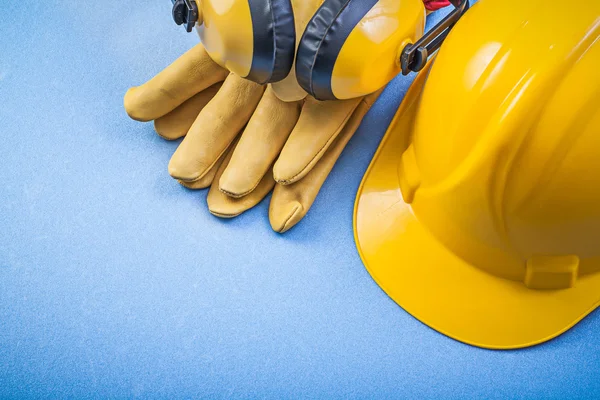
[125,0,464,232]
[124,42,379,232]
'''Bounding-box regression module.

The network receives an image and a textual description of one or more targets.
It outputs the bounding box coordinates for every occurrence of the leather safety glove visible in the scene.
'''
[125,0,463,232]
[124,42,380,233]
[123,8,372,233]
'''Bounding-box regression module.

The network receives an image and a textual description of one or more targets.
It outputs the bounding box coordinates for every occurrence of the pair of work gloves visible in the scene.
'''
[124,0,448,233]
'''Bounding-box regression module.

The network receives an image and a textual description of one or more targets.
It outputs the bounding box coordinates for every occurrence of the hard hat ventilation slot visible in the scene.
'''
[525,255,579,290]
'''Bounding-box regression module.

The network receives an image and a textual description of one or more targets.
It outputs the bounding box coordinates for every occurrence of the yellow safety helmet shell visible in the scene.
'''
[296,0,426,101]
[354,0,600,349]
[196,0,296,84]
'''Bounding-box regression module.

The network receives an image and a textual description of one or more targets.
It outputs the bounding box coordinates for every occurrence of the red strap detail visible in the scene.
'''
[423,0,452,11]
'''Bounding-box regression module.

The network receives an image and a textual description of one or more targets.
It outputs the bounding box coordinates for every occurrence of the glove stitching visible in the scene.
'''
[277,101,359,184]
[219,184,258,199]
[209,210,242,218]
[278,204,301,233]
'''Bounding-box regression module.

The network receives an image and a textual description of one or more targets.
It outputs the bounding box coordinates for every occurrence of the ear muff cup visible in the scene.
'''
[296,0,379,100]
[247,0,296,84]
[295,0,426,100]
[198,0,296,84]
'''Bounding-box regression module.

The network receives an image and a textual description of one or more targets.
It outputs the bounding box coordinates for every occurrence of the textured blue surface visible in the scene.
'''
[1,1,600,398]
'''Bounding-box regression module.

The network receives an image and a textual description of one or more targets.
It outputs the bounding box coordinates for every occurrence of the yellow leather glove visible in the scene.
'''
[124,1,382,232]
[124,44,379,232]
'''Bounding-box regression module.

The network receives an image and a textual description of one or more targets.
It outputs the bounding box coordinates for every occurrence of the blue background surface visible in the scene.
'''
[1,1,600,398]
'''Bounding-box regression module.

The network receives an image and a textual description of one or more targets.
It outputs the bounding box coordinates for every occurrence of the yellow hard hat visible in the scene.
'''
[354,0,600,349]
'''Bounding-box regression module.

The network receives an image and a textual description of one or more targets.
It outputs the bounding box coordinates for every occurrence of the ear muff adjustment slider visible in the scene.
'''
[401,0,469,75]
[172,0,199,33]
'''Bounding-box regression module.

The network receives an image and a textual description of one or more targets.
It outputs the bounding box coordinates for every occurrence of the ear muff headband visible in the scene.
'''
[296,0,379,100]
[247,0,296,84]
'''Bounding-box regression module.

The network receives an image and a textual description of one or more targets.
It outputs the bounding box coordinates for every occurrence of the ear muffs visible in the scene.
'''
[296,0,426,100]
[197,0,296,84]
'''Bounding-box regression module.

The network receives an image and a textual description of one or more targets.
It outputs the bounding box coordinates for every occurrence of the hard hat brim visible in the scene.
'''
[353,62,600,350]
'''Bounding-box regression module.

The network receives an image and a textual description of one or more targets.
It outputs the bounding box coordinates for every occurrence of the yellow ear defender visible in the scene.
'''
[295,0,469,100]
[172,0,468,100]
[172,0,296,84]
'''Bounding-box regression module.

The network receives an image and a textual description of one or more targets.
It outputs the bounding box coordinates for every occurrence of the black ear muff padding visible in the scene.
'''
[247,0,296,84]
[296,0,378,100]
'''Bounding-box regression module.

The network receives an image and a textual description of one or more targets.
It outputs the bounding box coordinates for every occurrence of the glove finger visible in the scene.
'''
[273,96,362,185]
[219,86,302,198]
[207,139,276,218]
[154,83,222,140]
[168,73,265,183]
[178,145,229,189]
[124,44,228,122]
[269,91,381,233]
